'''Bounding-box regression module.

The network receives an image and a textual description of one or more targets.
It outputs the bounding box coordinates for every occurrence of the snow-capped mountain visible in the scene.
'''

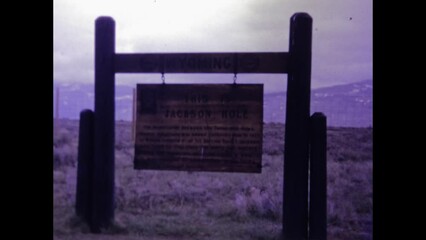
[264,80,372,127]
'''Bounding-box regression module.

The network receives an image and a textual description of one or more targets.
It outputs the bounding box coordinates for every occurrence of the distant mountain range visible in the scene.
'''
[53,80,372,127]
[264,80,372,127]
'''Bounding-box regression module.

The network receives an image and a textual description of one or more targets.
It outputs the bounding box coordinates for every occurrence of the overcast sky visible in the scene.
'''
[54,0,372,93]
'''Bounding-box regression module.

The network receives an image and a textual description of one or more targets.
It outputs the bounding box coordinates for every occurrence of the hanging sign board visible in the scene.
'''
[134,84,263,173]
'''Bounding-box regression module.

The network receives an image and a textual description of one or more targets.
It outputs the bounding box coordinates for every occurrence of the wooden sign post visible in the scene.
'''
[283,13,312,240]
[309,112,327,240]
[93,17,115,232]
[80,12,326,239]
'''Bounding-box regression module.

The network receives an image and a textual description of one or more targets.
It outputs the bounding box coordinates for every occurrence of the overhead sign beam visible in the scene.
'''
[115,52,289,73]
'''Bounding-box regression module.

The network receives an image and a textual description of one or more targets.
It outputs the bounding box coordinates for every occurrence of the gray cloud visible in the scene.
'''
[54,0,372,92]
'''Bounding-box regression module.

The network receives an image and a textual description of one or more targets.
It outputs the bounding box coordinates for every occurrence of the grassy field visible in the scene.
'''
[53,120,372,240]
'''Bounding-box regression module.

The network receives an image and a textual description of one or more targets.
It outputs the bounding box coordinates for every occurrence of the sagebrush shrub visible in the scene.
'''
[53,145,77,169]
[54,129,72,147]
[234,186,281,221]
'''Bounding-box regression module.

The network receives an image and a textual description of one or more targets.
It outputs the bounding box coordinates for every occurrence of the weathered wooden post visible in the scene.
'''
[75,109,94,224]
[283,12,312,240]
[132,88,136,141]
[92,16,115,232]
[309,112,327,240]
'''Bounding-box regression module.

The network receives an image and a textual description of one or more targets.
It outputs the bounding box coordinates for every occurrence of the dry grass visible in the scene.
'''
[53,120,372,240]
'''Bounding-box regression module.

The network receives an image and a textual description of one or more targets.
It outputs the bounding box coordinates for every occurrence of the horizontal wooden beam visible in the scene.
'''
[115,52,289,74]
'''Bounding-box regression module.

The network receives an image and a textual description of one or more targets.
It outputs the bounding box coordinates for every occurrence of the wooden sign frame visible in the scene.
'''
[75,12,326,240]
